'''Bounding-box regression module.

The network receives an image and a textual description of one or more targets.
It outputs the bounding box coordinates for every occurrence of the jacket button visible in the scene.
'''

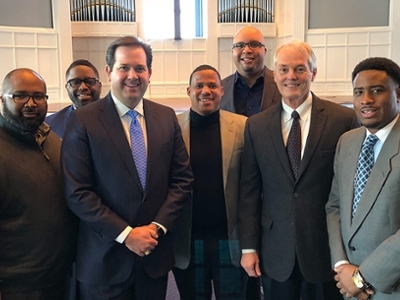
[350,246,356,251]
[293,193,299,198]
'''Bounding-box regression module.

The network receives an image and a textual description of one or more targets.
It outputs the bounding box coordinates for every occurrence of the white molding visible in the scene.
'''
[71,21,137,37]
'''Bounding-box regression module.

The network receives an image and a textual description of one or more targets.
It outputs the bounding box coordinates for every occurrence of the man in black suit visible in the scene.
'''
[61,36,193,300]
[220,26,281,116]
[45,59,102,138]
[0,68,76,299]
[238,40,359,300]
[221,25,282,300]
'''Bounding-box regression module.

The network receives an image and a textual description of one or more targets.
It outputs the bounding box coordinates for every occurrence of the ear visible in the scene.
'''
[220,86,225,97]
[311,68,318,82]
[186,87,191,97]
[396,86,400,103]
[105,65,112,82]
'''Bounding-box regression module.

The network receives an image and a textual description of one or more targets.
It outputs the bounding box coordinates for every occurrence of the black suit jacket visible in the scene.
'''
[238,94,359,283]
[61,93,193,285]
[220,67,281,114]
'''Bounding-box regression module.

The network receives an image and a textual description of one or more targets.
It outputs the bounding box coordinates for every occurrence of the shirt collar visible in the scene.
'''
[365,114,399,144]
[234,66,266,83]
[111,92,144,118]
[281,92,313,123]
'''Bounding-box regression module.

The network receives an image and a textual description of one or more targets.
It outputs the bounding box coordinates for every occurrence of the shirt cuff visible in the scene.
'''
[242,249,257,254]
[115,226,133,243]
[334,260,350,269]
[152,221,167,235]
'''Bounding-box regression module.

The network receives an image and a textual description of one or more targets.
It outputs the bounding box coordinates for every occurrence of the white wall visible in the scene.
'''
[0,0,399,110]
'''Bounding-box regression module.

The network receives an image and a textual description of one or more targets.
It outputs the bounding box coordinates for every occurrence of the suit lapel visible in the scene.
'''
[350,120,400,234]
[98,94,144,192]
[268,104,294,181]
[178,110,191,153]
[220,111,236,190]
[261,68,279,111]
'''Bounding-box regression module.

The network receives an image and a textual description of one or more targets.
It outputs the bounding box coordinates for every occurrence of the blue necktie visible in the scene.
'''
[287,110,301,179]
[352,134,379,217]
[127,110,147,190]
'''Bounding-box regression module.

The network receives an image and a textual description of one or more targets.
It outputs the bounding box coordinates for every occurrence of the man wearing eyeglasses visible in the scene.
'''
[0,68,76,299]
[220,26,281,117]
[45,59,102,138]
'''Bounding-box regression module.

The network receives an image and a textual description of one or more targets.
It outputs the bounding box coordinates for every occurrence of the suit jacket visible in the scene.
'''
[61,93,193,285]
[220,67,281,114]
[45,105,74,138]
[177,109,247,267]
[326,118,400,299]
[238,94,359,283]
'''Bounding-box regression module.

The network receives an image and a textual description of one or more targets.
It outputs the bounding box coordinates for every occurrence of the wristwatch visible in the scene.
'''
[352,268,373,290]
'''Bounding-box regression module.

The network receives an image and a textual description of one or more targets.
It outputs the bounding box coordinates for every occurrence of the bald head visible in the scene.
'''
[2,68,46,94]
[233,26,264,44]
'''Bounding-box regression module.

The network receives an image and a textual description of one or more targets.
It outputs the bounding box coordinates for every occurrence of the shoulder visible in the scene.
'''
[313,96,355,118]
[220,109,247,124]
[144,98,176,115]
[222,74,235,86]
[46,105,72,121]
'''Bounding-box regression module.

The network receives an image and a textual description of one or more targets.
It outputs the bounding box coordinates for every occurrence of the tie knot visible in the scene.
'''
[127,110,138,119]
[364,134,379,148]
[291,110,300,120]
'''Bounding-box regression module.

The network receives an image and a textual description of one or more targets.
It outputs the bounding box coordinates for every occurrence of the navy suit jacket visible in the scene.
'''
[238,94,359,283]
[45,105,74,138]
[61,93,193,285]
[220,67,281,114]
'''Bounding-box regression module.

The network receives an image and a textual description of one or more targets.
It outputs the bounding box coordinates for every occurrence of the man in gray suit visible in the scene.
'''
[173,64,248,299]
[220,26,281,116]
[238,40,359,300]
[326,57,400,299]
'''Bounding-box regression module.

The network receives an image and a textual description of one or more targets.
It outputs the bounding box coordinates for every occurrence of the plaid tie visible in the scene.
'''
[127,110,147,190]
[352,134,379,217]
[287,110,301,179]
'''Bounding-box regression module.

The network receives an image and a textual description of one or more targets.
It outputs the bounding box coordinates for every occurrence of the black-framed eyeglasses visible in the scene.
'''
[3,93,48,104]
[232,42,265,50]
[67,77,99,88]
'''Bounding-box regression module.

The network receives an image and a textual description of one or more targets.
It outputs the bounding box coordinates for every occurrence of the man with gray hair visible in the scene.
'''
[238,40,359,300]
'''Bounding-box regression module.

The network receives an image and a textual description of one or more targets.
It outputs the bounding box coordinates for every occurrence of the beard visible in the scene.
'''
[2,102,46,133]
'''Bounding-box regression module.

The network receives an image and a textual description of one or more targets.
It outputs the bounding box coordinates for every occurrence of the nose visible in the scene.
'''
[242,44,252,53]
[360,92,374,105]
[287,69,297,79]
[78,81,89,89]
[25,96,37,107]
[201,86,211,94]
[127,68,138,79]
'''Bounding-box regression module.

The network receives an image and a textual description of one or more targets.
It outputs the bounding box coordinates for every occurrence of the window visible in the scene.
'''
[142,0,203,40]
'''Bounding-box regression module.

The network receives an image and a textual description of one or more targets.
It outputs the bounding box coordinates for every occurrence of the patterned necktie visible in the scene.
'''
[352,134,379,217]
[287,110,301,179]
[127,110,147,190]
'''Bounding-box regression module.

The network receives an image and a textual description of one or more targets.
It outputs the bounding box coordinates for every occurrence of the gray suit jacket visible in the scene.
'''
[177,109,247,267]
[326,118,400,299]
[238,94,359,283]
[220,67,281,114]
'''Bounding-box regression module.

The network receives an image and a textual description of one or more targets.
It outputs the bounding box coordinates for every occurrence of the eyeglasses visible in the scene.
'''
[3,93,48,104]
[232,42,265,50]
[67,77,99,88]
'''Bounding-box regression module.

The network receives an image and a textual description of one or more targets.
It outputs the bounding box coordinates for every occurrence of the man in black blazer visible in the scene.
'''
[61,36,193,300]
[238,40,359,300]
[220,26,281,116]
[46,59,102,138]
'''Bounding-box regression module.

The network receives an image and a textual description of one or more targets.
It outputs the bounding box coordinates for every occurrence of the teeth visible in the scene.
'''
[200,98,211,102]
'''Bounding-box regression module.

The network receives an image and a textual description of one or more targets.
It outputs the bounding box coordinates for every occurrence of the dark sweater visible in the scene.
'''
[189,109,228,239]
[0,115,76,292]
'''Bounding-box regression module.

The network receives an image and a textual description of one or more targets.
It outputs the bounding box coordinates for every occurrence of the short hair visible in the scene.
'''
[352,57,400,87]
[65,59,100,80]
[274,40,317,71]
[188,64,222,85]
[106,36,153,71]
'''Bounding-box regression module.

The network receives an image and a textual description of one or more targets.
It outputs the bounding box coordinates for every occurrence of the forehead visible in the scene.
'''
[234,28,263,43]
[275,46,309,66]
[7,71,46,92]
[353,69,393,86]
[190,70,220,85]
[68,65,97,79]
[114,46,147,65]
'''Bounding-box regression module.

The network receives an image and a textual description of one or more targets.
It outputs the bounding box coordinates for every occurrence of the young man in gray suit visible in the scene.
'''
[238,40,359,300]
[326,57,400,299]
[173,65,248,299]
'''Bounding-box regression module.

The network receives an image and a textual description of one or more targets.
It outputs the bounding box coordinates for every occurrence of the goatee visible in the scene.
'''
[2,103,45,133]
